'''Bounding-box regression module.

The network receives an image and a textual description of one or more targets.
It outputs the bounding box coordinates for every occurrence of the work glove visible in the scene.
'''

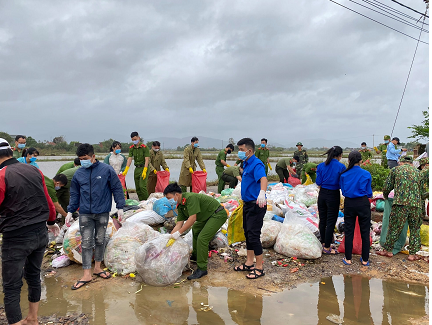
[268,163,272,170]
[165,168,169,172]
[118,209,124,223]
[122,166,129,176]
[256,190,267,208]
[226,164,231,168]
[203,169,207,173]
[47,223,60,237]
[142,167,148,180]
[65,212,74,227]
[189,167,194,174]
[170,231,181,240]
[153,170,157,174]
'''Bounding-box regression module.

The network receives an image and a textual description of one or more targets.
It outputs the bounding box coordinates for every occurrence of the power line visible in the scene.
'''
[389,0,429,18]
[370,0,428,22]
[328,0,429,44]
[363,0,429,25]
[391,13,427,137]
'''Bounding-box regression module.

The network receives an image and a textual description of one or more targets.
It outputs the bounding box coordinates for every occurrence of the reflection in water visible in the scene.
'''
[227,289,263,325]
[192,286,225,325]
[317,277,340,324]
[343,275,373,324]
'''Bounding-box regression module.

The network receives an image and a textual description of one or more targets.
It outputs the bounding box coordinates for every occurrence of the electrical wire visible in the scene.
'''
[389,0,429,18]
[369,0,428,23]
[362,0,429,25]
[328,0,429,44]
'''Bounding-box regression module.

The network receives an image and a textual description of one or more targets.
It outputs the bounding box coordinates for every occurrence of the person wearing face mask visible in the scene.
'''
[386,137,408,169]
[374,135,391,168]
[255,138,271,175]
[66,143,125,290]
[276,156,300,183]
[359,142,372,162]
[103,141,127,175]
[44,174,69,220]
[233,138,268,280]
[17,147,40,169]
[147,141,169,195]
[215,144,235,193]
[123,132,150,201]
[178,137,206,193]
[12,135,26,159]
[165,183,228,280]
[55,165,81,221]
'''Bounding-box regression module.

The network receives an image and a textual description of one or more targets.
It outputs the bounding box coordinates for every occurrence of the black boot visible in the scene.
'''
[187,268,208,280]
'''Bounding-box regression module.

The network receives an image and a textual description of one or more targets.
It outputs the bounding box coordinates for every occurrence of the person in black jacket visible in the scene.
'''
[66,143,125,290]
[0,138,59,325]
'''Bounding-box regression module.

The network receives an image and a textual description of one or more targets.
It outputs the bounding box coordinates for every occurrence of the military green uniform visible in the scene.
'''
[255,148,270,175]
[301,162,318,184]
[177,193,227,271]
[129,143,150,201]
[376,144,388,168]
[275,158,293,183]
[359,149,373,162]
[147,149,169,195]
[293,149,308,176]
[12,147,23,159]
[56,161,75,175]
[420,166,429,218]
[215,149,228,193]
[44,175,58,204]
[56,166,80,212]
[178,145,205,192]
[222,166,241,189]
[382,164,423,255]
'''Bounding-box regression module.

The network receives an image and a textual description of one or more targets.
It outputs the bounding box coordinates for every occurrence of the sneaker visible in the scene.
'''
[187,269,208,280]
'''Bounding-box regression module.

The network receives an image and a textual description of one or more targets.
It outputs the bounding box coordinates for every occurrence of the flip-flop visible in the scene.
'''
[342,258,352,265]
[376,251,393,257]
[93,271,112,279]
[360,258,370,266]
[246,269,265,279]
[234,263,255,272]
[323,247,339,255]
[71,280,92,290]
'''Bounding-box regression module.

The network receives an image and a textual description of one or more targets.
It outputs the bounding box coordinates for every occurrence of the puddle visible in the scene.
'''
[2,275,428,324]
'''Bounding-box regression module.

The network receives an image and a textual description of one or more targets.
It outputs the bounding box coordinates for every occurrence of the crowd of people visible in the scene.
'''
[0,133,428,325]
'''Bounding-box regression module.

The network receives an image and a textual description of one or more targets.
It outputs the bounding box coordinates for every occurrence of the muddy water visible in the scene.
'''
[2,275,427,324]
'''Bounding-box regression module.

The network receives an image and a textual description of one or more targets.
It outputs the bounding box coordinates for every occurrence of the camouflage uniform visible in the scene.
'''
[420,161,429,218]
[293,149,308,176]
[382,163,423,255]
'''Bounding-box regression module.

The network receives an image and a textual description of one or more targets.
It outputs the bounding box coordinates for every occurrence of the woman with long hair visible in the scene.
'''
[17,147,40,169]
[339,151,372,266]
[316,146,346,254]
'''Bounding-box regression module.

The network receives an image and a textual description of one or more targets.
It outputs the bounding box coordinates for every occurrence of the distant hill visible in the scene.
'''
[289,138,360,149]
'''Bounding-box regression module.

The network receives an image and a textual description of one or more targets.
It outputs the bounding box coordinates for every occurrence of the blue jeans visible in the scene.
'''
[79,213,109,269]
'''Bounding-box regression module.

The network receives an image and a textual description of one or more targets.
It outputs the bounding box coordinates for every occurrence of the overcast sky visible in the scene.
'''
[0,0,429,147]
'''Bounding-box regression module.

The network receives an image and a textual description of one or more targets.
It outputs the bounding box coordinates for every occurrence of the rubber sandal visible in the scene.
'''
[360,258,370,266]
[246,269,265,279]
[407,255,421,261]
[376,251,393,257]
[71,280,92,290]
[234,263,255,272]
[323,247,339,255]
[93,271,112,279]
[342,258,352,265]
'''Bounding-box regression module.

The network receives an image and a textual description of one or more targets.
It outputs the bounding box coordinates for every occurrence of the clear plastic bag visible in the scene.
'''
[183,231,193,253]
[232,182,242,197]
[260,220,282,248]
[126,210,165,226]
[52,255,71,268]
[135,235,190,286]
[209,231,228,249]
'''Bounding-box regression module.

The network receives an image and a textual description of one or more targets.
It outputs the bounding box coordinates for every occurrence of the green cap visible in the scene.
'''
[296,142,303,146]
[400,156,413,162]
[384,135,391,140]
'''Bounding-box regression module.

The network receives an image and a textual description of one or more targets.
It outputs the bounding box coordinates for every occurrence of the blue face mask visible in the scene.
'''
[80,159,92,168]
[384,141,389,144]
[55,186,61,191]
[194,143,199,148]
[238,151,247,161]
[18,143,26,149]
[261,144,265,148]
[132,140,139,145]
[29,157,37,162]
[115,149,121,154]
[168,198,177,207]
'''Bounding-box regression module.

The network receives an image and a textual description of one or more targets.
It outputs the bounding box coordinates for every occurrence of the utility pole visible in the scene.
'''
[373,134,374,148]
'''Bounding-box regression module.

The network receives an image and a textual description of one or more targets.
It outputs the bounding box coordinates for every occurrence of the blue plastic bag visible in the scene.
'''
[153,197,177,219]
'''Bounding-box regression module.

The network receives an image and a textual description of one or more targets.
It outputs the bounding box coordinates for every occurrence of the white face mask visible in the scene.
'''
[153,148,160,152]
[361,147,366,150]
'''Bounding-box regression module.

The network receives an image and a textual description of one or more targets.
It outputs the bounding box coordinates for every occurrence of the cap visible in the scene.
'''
[392,137,400,144]
[296,142,303,146]
[400,156,413,162]
[361,142,367,146]
[0,138,11,150]
[419,157,429,166]
[384,135,391,140]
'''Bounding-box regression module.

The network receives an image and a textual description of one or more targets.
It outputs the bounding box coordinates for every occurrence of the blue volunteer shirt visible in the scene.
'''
[241,154,266,202]
[339,166,373,198]
[386,142,401,161]
[316,159,346,190]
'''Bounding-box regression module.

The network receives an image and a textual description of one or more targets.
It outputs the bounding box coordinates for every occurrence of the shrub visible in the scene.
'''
[361,162,390,191]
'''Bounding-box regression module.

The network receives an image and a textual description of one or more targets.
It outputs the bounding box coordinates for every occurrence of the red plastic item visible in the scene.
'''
[192,171,207,193]
[338,218,372,255]
[117,174,127,199]
[155,171,170,193]
[288,177,301,187]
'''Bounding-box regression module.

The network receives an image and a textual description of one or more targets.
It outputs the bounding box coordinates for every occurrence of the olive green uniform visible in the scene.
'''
[177,193,227,271]
[293,149,308,176]
[147,149,169,195]
[275,158,293,183]
[56,161,75,175]
[359,149,373,162]
[129,143,150,201]
[178,145,205,192]
[301,162,318,184]
[12,147,23,159]
[215,149,228,193]
[376,144,388,168]
[56,166,80,212]
[44,175,58,204]
[222,166,241,189]
[382,164,424,255]
[255,148,270,175]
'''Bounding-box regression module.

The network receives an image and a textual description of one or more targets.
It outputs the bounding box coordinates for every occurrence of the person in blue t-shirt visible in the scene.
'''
[17,147,40,169]
[233,138,268,280]
[340,151,373,266]
[316,146,346,255]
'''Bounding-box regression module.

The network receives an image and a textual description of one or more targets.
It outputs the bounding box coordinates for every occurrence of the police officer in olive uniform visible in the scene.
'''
[374,135,391,168]
[12,135,26,159]
[221,165,243,189]
[56,165,80,212]
[123,132,150,201]
[165,183,228,280]
[147,141,169,195]
[178,137,206,193]
[215,144,234,193]
[255,138,271,175]
[301,162,318,184]
[293,142,308,176]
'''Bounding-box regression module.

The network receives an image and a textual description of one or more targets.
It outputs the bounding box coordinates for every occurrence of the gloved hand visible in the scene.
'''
[47,223,60,237]
[226,164,231,168]
[203,169,207,173]
[189,167,194,174]
[165,168,169,172]
[65,212,74,227]
[122,166,129,176]
[170,231,181,240]
[142,167,148,180]
[166,238,175,247]
[153,170,157,174]
[268,163,272,170]
[256,190,267,208]
[118,209,124,223]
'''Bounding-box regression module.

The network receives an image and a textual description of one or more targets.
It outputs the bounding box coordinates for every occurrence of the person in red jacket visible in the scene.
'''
[0,138,59,325]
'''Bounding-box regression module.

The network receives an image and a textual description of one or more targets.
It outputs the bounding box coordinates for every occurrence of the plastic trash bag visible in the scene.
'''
[153,197,178,219]
[126,210,165,226]
[126,199,140,206]
[183,231,193,253]
[421,225,429,246]
[52,255,71,268]
[260,220,282,248]
[275,215,322,259]
[209,231,228,249]
[232,182,241,197]
[338,218,372,255]
[221,188,235,196]
[303,173,314,185]
[376,199,385,212]
[192,171,207,193]
[155,170,170,193]
[135,235,190,286]
[117,174,128,199]
[227,201,246,245]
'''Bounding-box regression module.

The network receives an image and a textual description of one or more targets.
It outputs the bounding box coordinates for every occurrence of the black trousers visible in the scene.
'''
[221,174,238,189]
[318,188,340,248]
[2,224,48,324]
[243,201,266,256]
[343,197,371,261]
[275,166,289,183]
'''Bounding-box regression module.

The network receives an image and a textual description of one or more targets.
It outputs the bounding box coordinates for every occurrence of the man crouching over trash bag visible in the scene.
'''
[164,183,228,280]
[0,138,59,325]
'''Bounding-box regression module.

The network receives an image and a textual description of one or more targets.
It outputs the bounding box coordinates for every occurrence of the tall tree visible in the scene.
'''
[408,109,429,141]
[0,132,13,144]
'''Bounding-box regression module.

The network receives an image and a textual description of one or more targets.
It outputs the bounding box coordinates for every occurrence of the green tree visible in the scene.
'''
[0,132,13,144]
[146,141,153,148]
[408,109,429,141]
[26,136,38,147]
